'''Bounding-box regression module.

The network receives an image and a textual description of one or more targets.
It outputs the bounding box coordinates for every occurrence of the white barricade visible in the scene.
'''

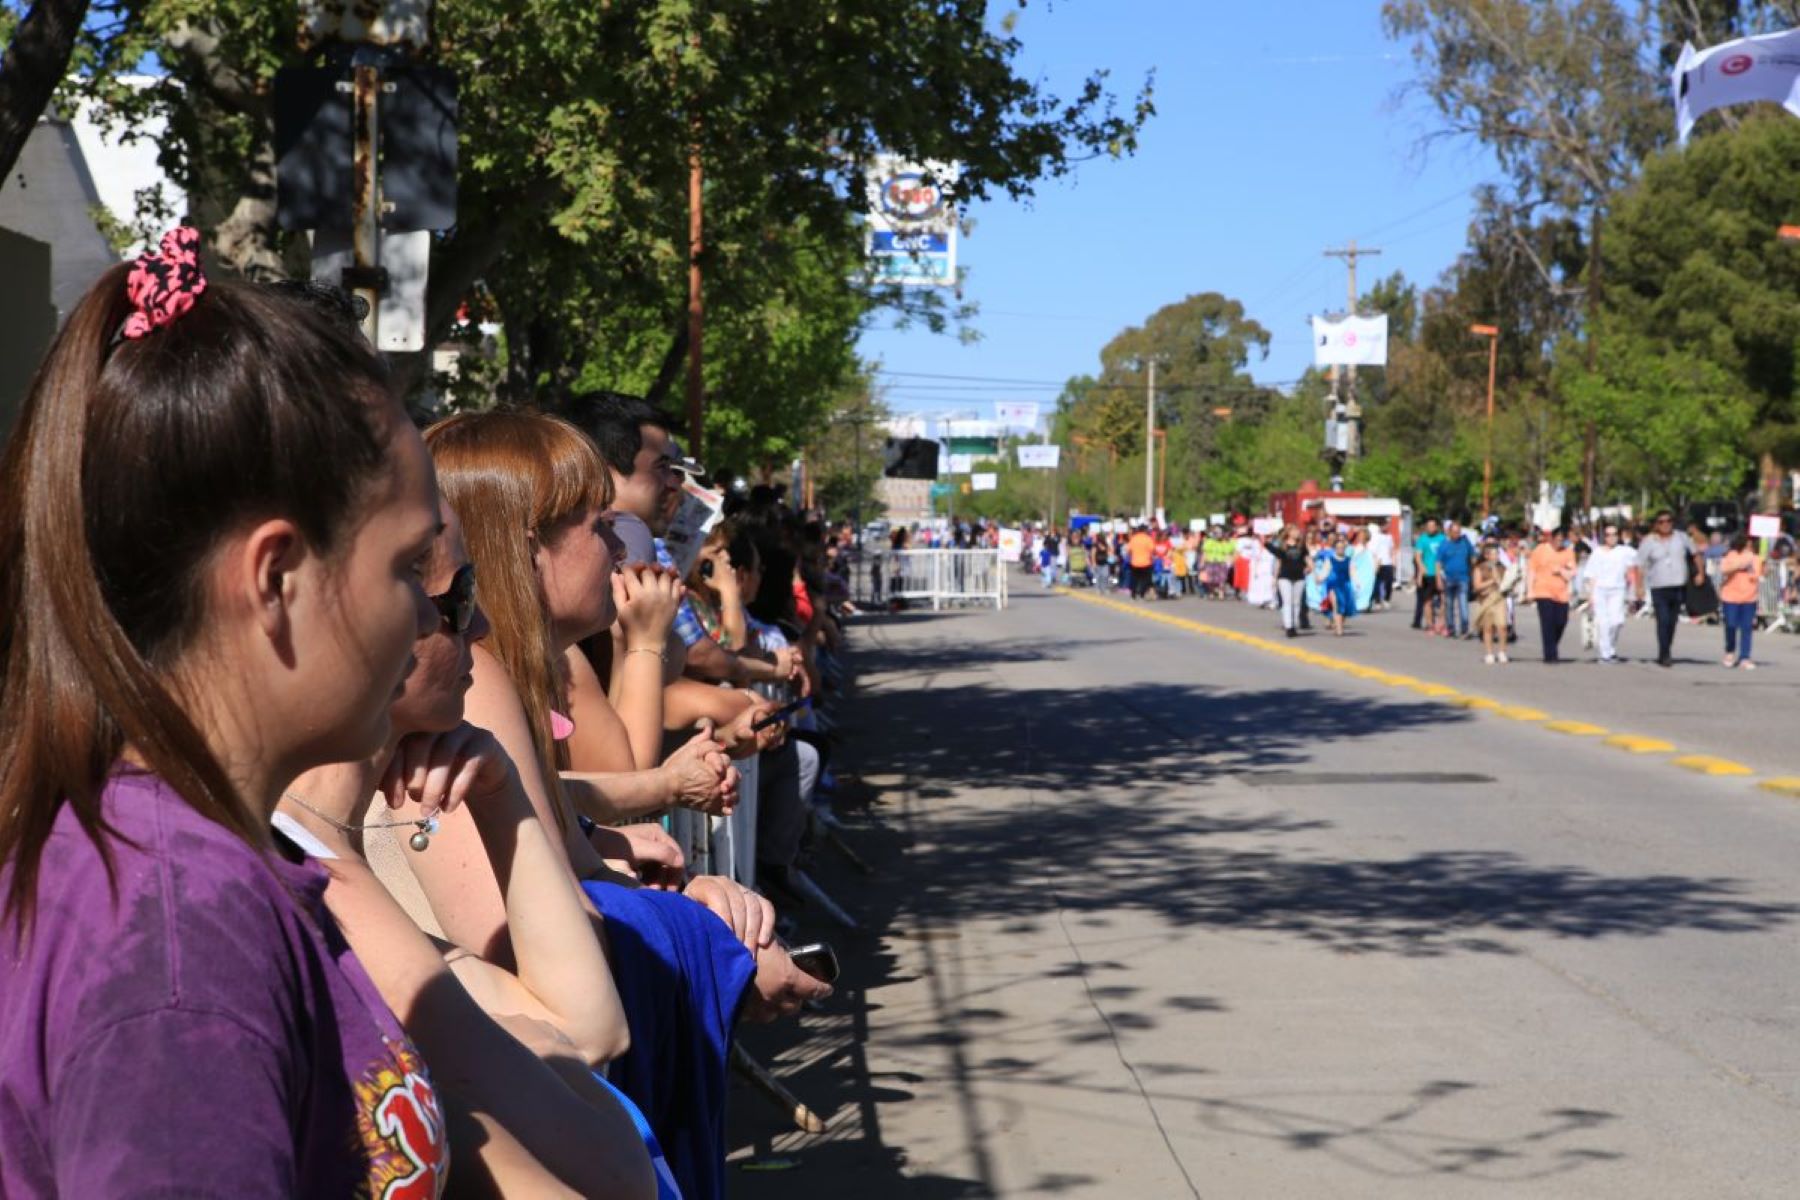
[667,753,759,887]
[888,549,1008,610]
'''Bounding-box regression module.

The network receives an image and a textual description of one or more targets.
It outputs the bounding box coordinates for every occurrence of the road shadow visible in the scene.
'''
[728,601,1795,1196]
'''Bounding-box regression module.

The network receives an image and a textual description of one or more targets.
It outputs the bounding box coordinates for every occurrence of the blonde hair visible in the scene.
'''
[424,411,611,823]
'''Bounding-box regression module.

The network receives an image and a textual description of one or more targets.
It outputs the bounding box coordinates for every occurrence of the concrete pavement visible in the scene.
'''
[728,582,1800,1198]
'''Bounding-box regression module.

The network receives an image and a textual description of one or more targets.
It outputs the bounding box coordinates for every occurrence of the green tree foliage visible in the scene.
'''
[803,375,890,523]
[56,0,1152,453]
[1056,291,1273,517]
[1561,111,1800,501]
[1560,320,1754,505]
[1591,112,1800,430]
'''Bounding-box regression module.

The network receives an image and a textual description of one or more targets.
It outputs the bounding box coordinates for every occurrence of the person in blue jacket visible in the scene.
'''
[1315,532,1357,636]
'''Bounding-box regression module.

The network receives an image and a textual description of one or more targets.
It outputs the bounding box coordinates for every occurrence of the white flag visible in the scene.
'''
[1312,314,1388,367]
[994,401,1040,429]
[1673,29,1800,144]
[1016,444,1061,470]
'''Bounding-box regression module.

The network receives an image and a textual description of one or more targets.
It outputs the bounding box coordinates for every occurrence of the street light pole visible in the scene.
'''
[1471,323,1500,518]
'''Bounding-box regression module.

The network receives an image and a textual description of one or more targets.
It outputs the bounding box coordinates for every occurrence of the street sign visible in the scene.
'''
[274,65,458,232]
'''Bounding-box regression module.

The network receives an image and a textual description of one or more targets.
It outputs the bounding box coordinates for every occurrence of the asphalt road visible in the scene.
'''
[730,581,1800,1199]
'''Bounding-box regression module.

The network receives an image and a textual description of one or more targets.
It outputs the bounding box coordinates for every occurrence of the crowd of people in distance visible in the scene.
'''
[0,231,869,1198]
[1023,510,1800,670]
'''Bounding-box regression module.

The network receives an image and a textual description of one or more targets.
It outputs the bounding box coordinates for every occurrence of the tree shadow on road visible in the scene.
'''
[728,609,1797,1197]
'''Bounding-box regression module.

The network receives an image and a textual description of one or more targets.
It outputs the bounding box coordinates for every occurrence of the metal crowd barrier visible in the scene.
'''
[886,548,1008,610]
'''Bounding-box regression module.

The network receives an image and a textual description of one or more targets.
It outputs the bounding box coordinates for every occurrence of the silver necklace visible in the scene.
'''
[282,792,439,852]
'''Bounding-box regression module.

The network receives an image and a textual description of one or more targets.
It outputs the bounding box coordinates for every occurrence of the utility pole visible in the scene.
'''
[686,129,705,457]
[1323,239,1381,476]
[1143,358,1157,521]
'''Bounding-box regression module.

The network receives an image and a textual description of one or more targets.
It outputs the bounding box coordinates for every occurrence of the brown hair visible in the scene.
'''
[0,265,396,932]
[424,411,611,818]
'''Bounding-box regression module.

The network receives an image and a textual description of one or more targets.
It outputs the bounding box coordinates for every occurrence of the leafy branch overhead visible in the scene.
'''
[40,0,1153,468]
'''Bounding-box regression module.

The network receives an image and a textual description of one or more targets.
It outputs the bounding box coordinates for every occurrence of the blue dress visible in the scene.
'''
[1311,549,1356,617]
[580,883,757,1200]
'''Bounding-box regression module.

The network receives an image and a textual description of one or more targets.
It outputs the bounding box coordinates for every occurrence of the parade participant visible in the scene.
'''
[1368,520,1397,609]
[1584,524,1638,664]
[1412,517,1446,633]
[1471,541,1510,663]
[1637,510,1698,667]
[1127,524,1155,599]
[1718,533,1763,669]
[1437,520,1474,638]
[1315,533,1355,637]
[1273,526,1310,637]
[1527,526,1577,664]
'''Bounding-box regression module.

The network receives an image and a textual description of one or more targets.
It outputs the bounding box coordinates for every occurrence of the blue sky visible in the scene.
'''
[857,1,1501,421]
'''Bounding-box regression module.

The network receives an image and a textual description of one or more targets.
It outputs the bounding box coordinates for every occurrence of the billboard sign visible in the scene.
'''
[865,156,959,287]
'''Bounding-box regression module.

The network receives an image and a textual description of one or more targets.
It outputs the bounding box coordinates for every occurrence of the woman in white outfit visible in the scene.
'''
[1584,524,1638,663]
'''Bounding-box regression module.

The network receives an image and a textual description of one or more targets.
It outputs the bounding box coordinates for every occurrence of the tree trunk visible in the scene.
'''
[644,321,689,408]
[0,0,90,182]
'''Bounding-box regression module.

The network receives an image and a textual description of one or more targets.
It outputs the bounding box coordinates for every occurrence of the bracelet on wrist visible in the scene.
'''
[624,646,668,662]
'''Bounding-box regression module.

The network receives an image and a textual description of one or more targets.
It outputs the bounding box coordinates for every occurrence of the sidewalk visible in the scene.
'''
[1061,580,1799,784]
[726,607,1202,1197]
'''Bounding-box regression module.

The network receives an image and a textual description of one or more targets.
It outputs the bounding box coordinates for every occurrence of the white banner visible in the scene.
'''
[998,528,1024,562]
[1312,314,1389,367]
[1016,444,1061,469]
[947,453,975,475]
[864,156,960,287]
[971,472,998,492]
[994,401,1040,429]
[1674,29,1800,143]
[1252,517,1283,536]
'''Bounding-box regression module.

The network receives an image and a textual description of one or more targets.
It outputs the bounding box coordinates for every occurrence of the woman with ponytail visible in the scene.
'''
[0,236,451,1194]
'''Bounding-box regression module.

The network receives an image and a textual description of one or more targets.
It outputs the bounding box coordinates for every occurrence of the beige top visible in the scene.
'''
[358,793,448,940]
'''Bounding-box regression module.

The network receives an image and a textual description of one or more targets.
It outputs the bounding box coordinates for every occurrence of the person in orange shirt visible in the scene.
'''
[1525,527,1577,663]
[1718,533,1764,669]
[1127,525,1155,600]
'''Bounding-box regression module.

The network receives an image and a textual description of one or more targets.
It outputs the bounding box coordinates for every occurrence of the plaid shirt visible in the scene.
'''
[655,537,709,648]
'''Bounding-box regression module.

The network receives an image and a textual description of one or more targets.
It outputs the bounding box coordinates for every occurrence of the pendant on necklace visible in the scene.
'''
[409,814,440,853]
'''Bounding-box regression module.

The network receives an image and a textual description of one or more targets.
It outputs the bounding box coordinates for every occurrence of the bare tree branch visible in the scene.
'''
[0,0,90,182]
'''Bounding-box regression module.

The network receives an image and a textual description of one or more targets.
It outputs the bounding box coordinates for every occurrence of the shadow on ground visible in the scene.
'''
[728,605,1796,1196]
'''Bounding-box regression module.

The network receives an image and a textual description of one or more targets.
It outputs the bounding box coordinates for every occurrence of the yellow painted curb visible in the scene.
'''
[1059,587,1776,788]
[1604,734,1675,754]
[1671,755,1755,777]
[1543,721,1609,737]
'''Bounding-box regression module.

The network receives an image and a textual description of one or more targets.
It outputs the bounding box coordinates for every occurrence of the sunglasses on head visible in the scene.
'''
[430,563,477,635]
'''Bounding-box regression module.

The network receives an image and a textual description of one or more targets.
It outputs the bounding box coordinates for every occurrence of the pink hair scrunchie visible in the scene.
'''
[121,226,207,340]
